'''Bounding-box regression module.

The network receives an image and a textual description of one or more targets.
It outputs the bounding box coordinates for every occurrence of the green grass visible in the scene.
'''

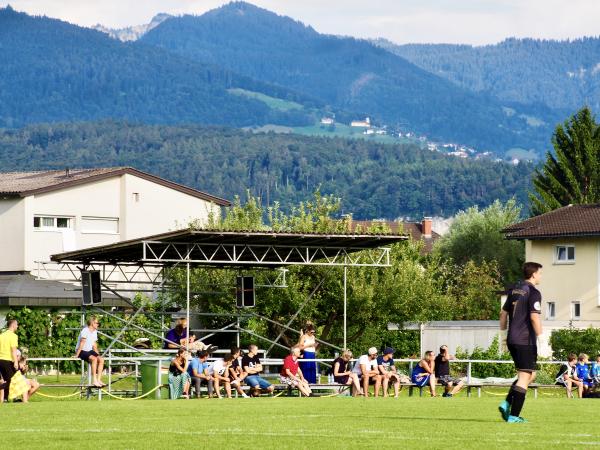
[228,88,304,111]
[2,393,599,448]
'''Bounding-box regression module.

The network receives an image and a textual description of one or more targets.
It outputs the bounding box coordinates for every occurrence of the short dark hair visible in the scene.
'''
[439,345,447,353]
[568,353,577,362]
[197,350,208,359]
[523,262,542,280]
[230,346,240,354]
[6,319,17,328]
[425,350,434,358]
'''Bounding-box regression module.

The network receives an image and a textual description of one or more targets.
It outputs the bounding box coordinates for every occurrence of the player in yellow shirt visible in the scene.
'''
[0,319,19,402]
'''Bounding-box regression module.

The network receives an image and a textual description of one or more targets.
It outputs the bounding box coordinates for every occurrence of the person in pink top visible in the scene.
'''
[280,345,313,397]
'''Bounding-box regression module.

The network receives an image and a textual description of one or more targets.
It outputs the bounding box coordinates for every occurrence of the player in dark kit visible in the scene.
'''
[498,262,543,423]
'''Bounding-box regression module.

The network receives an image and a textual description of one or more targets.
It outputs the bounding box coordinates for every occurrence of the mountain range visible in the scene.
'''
[1,2,586,156]
[375,38,600,113]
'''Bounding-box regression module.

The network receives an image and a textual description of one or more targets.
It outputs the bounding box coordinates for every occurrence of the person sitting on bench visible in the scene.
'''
[592,355,600,385]
[280,345,313,397]
[378,347,401,398]
[168,348,191,399]
[333,349,362,396]
[209,354,234,399]
[8,350,39,403]
[163,314,217,353]
[352,347,382,397]
[555,353,583,398]
[228,346,249,398]
[188,351,213,398]
[576,353,593,394]
[411,350,437,397]
[74,316,105,387]
[242,344,274,396]
[435,345,464,398]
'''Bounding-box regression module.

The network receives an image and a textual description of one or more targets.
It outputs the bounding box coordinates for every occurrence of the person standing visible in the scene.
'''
[0,319,19,401]
[297,323,319,384]
[499,262,543,423]
[74,316,105,387]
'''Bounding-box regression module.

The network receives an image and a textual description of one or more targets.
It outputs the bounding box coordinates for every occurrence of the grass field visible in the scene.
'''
[2,395,599,449]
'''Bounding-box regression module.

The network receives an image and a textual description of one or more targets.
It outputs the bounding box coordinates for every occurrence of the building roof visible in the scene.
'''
[0,273,123,307]
[0,167,230,206]
[51,229,407,267]
[503,204,600,239]
[350,220,440,253]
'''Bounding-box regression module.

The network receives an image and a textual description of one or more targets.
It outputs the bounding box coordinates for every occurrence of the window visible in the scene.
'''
[132,192,140,202]
[571,301,581,320]
[555,245,575,263]
[546,302,555,320]
[81,217,119,234]
[33,216,73,230]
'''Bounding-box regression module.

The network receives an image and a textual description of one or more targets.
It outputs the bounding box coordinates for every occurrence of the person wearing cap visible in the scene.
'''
[163,314,217,353]
[377,347,401,398]
[435,345,464,398]
[352,347,382,397]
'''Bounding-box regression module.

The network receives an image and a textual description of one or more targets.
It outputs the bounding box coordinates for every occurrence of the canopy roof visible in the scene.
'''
[51,229,407,268]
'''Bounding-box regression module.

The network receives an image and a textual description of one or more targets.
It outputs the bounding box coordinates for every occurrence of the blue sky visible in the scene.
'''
[2,0,598,45]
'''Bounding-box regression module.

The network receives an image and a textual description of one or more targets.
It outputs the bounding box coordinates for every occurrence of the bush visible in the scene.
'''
[549,327,600,360]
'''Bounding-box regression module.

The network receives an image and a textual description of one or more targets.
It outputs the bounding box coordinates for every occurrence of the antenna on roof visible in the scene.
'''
[65,167,70,177]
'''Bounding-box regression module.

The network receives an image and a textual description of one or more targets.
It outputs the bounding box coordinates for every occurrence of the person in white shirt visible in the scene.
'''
[352,347,382,397]
[74,316,105,387]
[209,354,234,398]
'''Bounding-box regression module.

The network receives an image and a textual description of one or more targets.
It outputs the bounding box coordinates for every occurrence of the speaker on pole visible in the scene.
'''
[82,270,102,305]
[236,276,255,308]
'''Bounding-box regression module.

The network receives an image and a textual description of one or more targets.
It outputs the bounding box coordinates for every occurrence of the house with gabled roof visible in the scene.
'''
[503,204,600,324]
[0,167,229,312]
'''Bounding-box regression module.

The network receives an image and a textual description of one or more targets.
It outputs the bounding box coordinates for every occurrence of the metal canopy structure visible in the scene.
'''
[51,229,406,268]
[49,228,407,352]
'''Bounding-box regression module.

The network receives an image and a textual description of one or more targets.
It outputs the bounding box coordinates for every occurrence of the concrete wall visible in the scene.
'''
[526,238,600,322]
[0,198,25,271]
[0,174,220,273]
[421,322,502,356]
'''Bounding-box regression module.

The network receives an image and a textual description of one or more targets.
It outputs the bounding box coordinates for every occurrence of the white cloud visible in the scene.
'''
[1,0,599,44]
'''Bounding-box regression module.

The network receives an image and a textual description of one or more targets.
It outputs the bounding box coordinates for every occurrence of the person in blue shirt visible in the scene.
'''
[576,353,593,393]
[411,350,437,397]
[377,347,401,398]
[592,355,600,385]
[188,350,213,398]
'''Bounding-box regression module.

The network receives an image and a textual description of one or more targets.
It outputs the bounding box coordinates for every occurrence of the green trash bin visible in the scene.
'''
[140,360,170,399]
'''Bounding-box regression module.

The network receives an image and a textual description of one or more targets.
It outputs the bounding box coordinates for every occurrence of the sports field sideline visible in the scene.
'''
[2,397,598,449]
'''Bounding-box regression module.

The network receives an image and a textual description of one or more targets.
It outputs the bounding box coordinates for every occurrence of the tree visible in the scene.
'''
[434,199,524,285]
[530,106,600,215]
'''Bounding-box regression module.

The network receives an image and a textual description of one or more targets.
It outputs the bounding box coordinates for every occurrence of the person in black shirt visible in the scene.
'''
[499,262,543,423]
[242,344,274,396]
[435,345,464,397]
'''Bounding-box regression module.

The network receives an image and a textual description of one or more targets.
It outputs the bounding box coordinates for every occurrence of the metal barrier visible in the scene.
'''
[25,355,567,401]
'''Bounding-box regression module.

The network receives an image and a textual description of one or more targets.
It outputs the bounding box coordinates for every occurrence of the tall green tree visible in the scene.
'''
[530,106,600,215]
[434,199,524,285]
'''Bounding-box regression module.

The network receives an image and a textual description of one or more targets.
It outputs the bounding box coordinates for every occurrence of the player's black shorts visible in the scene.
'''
[507,344,537,372]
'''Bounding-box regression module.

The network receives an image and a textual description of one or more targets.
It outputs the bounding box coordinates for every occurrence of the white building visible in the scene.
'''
[350,117,371,128]
[0,167,229,274]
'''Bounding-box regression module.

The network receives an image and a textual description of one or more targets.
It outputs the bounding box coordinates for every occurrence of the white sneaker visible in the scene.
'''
[242,393,250,398]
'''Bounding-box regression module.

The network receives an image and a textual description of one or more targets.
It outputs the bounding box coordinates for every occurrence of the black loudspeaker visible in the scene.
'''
[236,276,255,308]
[82,270,102,305]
